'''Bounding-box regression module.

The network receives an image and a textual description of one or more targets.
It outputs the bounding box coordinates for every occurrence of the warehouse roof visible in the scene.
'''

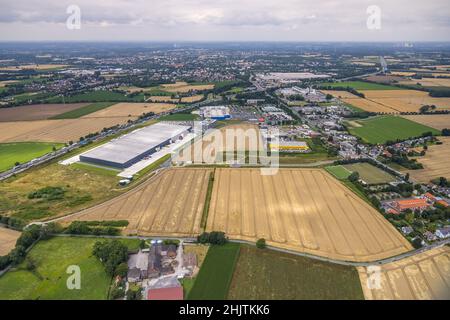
[80,122,190,165]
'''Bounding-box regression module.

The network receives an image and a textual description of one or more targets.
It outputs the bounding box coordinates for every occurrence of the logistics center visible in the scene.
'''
[80,122,191,169]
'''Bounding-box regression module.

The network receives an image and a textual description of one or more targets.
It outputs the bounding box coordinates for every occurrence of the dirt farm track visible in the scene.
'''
[62,168,212,237]
[0,227,21,256]
[206,168,412,262]
[358,246,450,300]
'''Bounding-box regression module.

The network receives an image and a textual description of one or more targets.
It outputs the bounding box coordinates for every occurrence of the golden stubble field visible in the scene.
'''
[62,168,212,237]
[0,227,21,256]
[0,64,68,71]
[361,90,450,113]
[173,123,265,164]
[0,117,133,143]
[401,114,450,130]
[206,168,412,262]
[408,137,450,183]
[401,78,450,87]
[325,89,450,113]
[358,246,450,300]
[161,81,214,93]
[83,103,176,118]
[321,90,397,113]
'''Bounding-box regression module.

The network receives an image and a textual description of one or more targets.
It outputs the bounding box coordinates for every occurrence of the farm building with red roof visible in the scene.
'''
[147,286,184,300]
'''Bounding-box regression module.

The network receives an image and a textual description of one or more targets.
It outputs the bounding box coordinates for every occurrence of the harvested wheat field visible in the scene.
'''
[148,96,179,103]
[162,82,214,93]
[0,103,89,122]
[406,78,450,87]
[181,94,205,103]
[360,90,450,113]
[408,137,450,183]
[174,123,265,164]
[401,114,450,130]
[82,103,176,118]
[161,81,189,88]
[206,168,412,262]
[320,90,400,113]
[0,117,132,143]
[0,64,68,71]
[342,98,395,113]
[62,168,212,237]
[390,72,416,77]
[0,227,21,256]
[358,246,450,300]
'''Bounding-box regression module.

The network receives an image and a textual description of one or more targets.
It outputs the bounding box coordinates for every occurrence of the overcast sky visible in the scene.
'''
[0,0,449,42]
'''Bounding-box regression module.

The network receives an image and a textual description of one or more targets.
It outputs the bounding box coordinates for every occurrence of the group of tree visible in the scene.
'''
[318,85,365,98]
[419,105,437,113]
[92,240,129,276]
[28,186,65,201]
[432,177,450,187]
[64,221,122,236]
[0,215,26,230]
[197,231,227,245]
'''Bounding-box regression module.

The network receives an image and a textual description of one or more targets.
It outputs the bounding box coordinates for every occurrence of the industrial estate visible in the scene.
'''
[0,40,450,302]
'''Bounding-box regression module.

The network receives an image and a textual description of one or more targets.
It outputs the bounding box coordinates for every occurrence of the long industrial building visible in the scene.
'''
[79,122,191,168]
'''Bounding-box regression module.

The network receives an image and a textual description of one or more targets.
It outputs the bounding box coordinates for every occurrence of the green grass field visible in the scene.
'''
[320,81,400,90]
[325,165,352,180]
[47,91,144,103]
[0,237,140,300]
[158,113,200,121]
[347,116,441,144]
[343,162,396,185]
[71,162,120,177]
[187,243,240,300]
[228,245,364,300]
[50,102,116,119]
[0,142,63,172]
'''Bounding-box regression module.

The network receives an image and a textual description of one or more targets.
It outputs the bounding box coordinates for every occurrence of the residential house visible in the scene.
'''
[127,250,149,283]
[423,231,437,242]
[435,226,450,239]
[401,226,413,235]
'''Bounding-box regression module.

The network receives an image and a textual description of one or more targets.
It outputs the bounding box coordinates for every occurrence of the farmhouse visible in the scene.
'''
[127,244,178,282]
[127,250,149,283]
[147,277,184,300]
[80,122,191,168]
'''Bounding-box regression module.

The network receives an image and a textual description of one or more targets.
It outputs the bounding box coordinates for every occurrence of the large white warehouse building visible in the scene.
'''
[79,122,191,168]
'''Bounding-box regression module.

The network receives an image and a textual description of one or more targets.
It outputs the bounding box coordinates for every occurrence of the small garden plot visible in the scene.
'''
[342,163,397,185]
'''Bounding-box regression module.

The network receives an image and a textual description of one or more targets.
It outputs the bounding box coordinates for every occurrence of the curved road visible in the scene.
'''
[47,233,449,268]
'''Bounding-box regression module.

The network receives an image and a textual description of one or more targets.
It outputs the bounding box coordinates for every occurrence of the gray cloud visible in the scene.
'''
[0,0,449,41]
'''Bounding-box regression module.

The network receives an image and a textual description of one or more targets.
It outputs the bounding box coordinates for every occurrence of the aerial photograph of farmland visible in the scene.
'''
[0,0,449,312]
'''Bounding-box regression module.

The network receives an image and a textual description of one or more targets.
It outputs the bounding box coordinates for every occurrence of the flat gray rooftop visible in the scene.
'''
[80,122,191,165]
